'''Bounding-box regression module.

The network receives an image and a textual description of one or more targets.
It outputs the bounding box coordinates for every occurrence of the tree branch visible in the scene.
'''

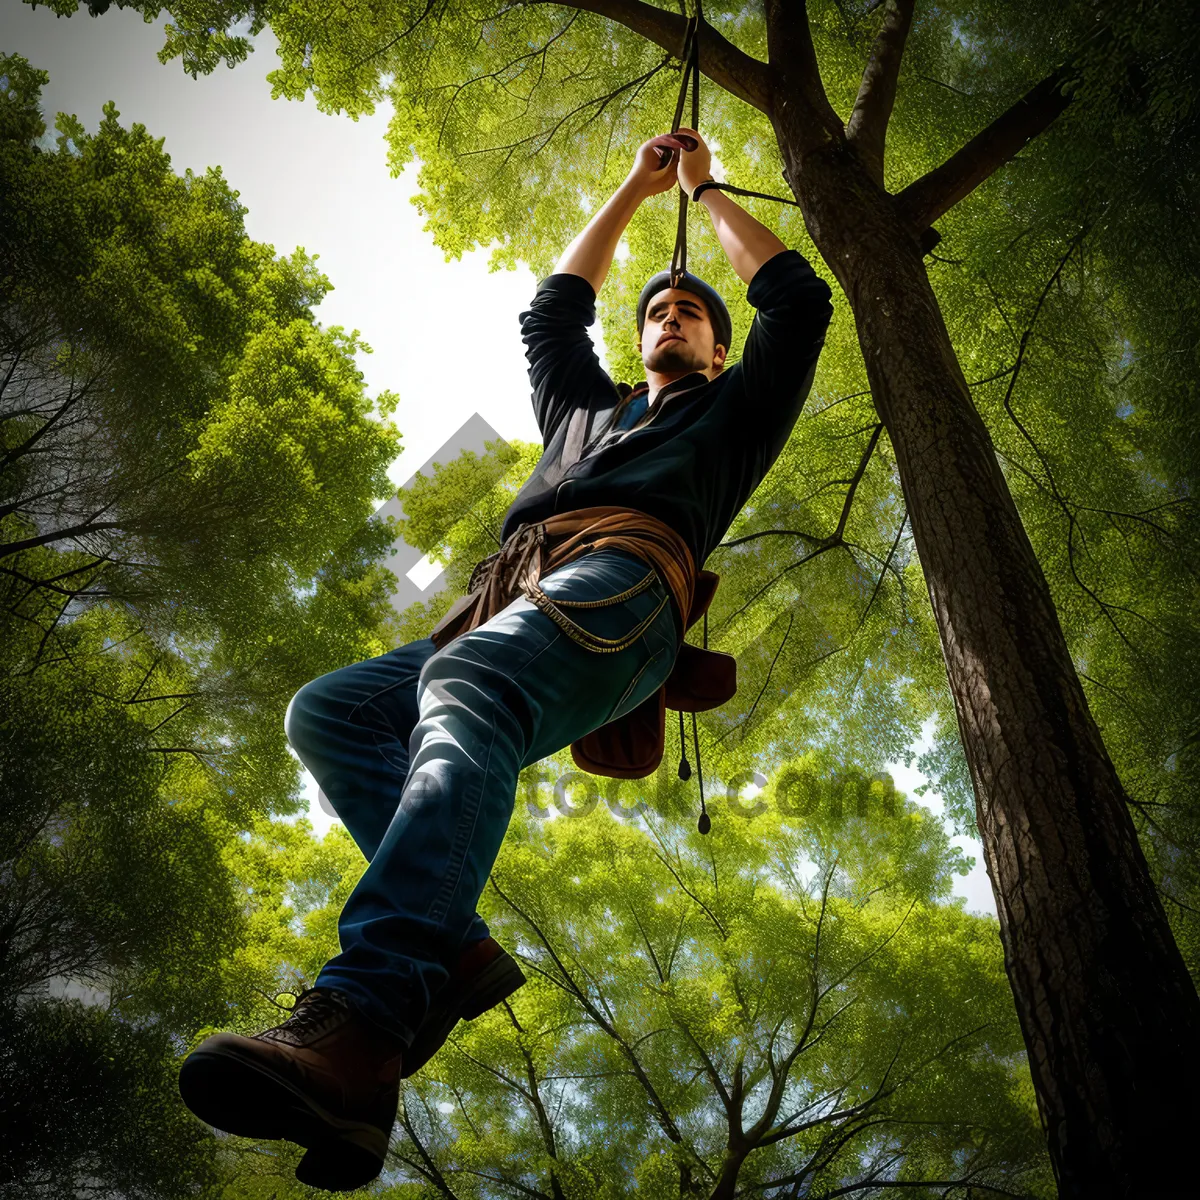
[813,1174,1031,1198]
[543,0,771,113]
[763,0,846,153]
[846,0,915,185]
[0,514,126,560]
[716,610,794,745]
[895,66,1073,228]
[487,872,713,1178]
[714,407,887,627]
[338,0,439,82]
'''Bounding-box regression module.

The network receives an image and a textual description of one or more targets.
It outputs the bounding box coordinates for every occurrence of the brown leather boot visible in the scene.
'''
[179,987,404,1191]
[293,938,526,1185]
[401,936,527,1078]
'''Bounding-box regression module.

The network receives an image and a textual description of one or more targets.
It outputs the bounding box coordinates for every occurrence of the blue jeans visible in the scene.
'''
[284,549,681,1044]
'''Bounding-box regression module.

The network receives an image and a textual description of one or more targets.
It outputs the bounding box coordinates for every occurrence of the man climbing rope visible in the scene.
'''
[178,127,834,1190]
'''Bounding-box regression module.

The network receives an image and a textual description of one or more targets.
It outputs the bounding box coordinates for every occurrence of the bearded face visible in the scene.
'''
[639,288,725,376]
[645,333,706,374]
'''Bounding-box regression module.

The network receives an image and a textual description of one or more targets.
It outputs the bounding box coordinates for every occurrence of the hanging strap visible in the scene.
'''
[652,1,802,289]
[668,12,700,286]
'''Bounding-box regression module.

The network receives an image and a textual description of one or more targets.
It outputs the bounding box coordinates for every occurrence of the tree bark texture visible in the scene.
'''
[773,126,1200,1193]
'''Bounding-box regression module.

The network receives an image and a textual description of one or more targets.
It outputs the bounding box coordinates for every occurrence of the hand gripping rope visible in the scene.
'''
[646,0,803,288]
[646,0,941,279]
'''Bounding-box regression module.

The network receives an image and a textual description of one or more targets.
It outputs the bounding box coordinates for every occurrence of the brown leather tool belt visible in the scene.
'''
[428,506,697,654]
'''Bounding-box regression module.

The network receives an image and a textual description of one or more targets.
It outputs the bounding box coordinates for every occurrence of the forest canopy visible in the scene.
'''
[4,0,1200,1195]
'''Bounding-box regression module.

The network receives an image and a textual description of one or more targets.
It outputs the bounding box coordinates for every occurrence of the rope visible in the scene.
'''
[658,1,801,835]
[668,11,700,285]
[654,0,802,289]
[523,572,670,654]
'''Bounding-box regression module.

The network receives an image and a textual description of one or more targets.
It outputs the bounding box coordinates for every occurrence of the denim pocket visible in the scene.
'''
[605,617,676,725]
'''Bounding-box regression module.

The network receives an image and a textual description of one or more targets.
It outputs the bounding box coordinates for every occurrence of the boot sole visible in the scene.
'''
[401,950,527,1078]
[179,1045,389,1190]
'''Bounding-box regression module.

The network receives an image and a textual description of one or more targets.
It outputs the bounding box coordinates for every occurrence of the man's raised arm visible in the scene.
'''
[522,139,686,447]
[672,127,789,286]
[552,139,681,294]
[662,128,833,453]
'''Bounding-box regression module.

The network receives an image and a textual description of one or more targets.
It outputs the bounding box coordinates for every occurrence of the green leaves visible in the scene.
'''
[0,49,405,1196]
[0,998,227,1200]
[384,798,1049,1195]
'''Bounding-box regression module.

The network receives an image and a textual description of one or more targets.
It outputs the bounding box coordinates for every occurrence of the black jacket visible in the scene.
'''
[502,248,835,571]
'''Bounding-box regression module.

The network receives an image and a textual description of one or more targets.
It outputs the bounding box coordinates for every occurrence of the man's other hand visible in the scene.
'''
[672,127,713,199]
[627,136,680,198]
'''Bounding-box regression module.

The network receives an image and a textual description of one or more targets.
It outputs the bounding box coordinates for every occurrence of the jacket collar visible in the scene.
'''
[644,370,711,407]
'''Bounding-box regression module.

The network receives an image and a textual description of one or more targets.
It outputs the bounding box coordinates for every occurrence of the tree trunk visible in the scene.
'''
[709,1149,750,1200]
[775,133,1200,1193]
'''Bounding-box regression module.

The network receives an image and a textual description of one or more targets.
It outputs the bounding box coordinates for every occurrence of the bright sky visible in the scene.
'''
[5,2,558,485]
[4,2,995,916]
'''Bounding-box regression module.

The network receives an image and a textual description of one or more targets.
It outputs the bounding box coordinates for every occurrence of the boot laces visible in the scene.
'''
[261,986,351,1045]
